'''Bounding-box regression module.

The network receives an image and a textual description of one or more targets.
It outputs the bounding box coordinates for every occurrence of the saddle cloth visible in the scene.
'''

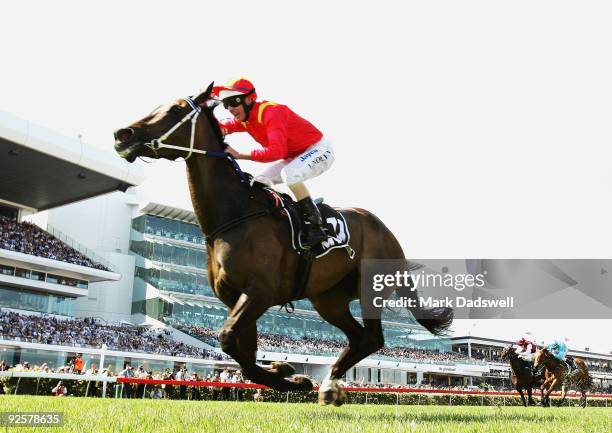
[263,187,355,259]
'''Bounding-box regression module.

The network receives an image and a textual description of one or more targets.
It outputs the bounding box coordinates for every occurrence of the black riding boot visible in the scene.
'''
[297,197,328,247]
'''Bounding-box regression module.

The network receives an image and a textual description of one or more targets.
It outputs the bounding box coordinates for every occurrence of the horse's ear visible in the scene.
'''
[193,82,214,105]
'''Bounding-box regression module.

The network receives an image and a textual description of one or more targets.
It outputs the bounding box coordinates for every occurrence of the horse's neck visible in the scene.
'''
[510,354,526,370]
[544,355,560,370]
[186,122,255,238]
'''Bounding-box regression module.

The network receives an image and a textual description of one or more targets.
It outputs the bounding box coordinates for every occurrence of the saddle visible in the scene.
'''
[260,184,355,259]
[564,357,577,373]
[256,182,355,308]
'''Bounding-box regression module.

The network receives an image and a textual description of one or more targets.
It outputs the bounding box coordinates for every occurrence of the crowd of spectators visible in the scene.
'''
[2,308,611,375]
[174,322,481,364]
[0,309,226,360]
[0,216,108,271]
[169,321,219,347]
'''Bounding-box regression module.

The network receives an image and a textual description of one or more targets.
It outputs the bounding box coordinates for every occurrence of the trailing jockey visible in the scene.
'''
[515,337,536,362]
[515,336,543,377]
[212,78,334,247]
[547,340,576,371]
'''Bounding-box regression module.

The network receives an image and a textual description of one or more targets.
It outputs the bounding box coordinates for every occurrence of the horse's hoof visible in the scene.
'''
[271,361,296,378]
[331,388,347,407]
[292,375,313,392]
[318,389,335,406]
[318,387,345,406]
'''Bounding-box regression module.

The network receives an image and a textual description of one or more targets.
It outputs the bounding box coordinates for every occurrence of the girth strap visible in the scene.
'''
[280,249,316,313]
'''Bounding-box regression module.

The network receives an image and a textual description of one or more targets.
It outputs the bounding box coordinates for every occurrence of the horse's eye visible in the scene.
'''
[170,105,182,114]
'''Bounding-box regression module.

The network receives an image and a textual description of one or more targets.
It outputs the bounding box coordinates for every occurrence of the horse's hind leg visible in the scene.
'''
[309,279,382,406]
[557,385,567,407]
[218,292,312,392]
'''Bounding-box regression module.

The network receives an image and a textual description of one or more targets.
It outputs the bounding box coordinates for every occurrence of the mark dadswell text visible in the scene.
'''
[372,296,515,309]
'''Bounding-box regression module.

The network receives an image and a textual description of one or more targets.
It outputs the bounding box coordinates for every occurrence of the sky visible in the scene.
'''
[2,1,611,353]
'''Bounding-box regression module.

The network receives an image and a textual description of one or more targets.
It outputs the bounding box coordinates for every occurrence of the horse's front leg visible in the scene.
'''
[542,377,559,407]
[218,292,312,393]
[526,387,536,406]
[517,387,527,407]
[540,372,554,390]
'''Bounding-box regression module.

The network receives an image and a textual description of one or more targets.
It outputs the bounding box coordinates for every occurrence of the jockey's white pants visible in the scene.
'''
[517,351,535,362]
[256,138,334,186]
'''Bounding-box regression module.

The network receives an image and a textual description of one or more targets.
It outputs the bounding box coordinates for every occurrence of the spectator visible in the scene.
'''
[176,366,188,400]
[120,364,134,399]
[220,367,231,401]
[0,216,109,270]
[189,372,201,401]
[74,354,84,374]
[0,310,227,361]
[52,381,68,397]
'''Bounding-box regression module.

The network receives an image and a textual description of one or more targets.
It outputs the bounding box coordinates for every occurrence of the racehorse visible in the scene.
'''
[534,348,592,408]
[500,344,545,406]
[113,83,453,406]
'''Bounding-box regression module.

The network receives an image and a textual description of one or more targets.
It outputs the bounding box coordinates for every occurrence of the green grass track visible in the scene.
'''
[1,396,610,433]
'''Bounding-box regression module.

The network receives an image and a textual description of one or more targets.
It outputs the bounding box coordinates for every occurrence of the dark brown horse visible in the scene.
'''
[534,348,592,408]
[500,344,545,406]
[113,83,452,405]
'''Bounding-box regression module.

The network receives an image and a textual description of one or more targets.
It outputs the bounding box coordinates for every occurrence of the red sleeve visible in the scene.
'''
[250,107,289,162]
[218,118,246,134]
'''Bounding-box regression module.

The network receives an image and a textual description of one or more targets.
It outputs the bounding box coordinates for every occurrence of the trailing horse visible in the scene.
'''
[114,84,453,406]
[534,348,592,408]
[500,344,545,406]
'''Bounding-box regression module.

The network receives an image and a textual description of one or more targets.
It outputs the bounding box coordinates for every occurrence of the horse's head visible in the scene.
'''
[501,344,515,360]
[114,82,218,163]
[534,347,547,367]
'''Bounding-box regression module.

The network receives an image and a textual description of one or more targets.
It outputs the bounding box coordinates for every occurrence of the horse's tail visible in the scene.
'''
[351,207,454,336]
[395,281,454,336]
[574,358,593,389]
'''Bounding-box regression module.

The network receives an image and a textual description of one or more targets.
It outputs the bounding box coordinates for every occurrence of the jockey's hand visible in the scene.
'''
[226,146,250,160]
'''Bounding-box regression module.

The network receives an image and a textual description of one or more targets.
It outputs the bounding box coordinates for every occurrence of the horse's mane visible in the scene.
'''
[201,101,228,150]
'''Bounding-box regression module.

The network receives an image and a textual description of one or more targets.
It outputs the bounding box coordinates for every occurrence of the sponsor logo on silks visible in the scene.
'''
[307,150,332,169]
[300,148,319,162]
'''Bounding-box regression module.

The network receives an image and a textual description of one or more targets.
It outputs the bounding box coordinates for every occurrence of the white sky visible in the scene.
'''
[2,1,611,354]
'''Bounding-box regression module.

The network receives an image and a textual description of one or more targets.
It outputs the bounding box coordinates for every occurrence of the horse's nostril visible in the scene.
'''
[116,128,134,143]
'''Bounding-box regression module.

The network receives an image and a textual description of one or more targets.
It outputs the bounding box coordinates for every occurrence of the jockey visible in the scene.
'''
[212,78,334,247]
[515,337,536,362]
[547,340,576,371]
[547,340,568,362]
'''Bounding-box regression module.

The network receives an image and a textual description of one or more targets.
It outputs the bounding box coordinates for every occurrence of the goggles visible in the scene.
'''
[223,96,244,109]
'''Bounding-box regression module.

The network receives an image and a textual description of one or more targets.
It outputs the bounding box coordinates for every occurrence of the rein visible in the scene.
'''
[142,97,250,183]
[141,96,266,242]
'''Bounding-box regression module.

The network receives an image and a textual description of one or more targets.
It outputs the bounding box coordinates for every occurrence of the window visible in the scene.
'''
[15,268,30,279]
[0,264,15,276]
[30,271,46,281]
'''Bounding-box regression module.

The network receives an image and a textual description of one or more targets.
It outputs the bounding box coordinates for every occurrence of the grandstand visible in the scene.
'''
[1,108,611,395]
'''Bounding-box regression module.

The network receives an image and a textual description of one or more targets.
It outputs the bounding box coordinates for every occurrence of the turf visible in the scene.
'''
[0,396,610,433]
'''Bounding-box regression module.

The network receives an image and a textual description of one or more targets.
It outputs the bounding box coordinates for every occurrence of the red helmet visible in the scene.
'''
[212,78,257,101]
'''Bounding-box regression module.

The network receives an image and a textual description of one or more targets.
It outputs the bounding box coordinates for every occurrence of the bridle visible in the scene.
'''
[139,96,251,185]
[137,95,269,243]
[143,97,207,161]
